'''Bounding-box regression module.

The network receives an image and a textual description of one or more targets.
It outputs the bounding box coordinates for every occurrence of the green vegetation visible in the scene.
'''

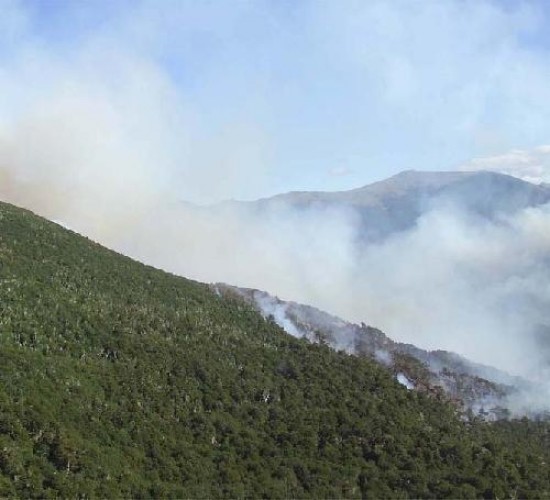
[0,200,549,498]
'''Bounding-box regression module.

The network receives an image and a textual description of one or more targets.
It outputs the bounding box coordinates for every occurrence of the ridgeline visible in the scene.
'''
[0,200,548,498]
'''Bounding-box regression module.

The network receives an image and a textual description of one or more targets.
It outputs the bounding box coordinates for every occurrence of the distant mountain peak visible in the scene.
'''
[355,168,533,193]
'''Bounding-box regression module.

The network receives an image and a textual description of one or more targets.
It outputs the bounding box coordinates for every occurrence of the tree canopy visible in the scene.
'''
[0,200,549,498]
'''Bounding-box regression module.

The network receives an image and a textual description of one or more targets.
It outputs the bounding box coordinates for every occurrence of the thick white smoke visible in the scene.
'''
[85,190,550,387]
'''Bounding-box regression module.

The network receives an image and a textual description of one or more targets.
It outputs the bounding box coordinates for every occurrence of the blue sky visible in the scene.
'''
[2,0,550,202]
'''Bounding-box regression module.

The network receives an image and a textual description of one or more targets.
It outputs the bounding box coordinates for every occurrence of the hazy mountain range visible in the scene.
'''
[220,169,550,242]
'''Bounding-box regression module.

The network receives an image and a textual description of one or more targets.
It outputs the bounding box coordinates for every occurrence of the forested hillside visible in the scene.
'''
[0,200,549,498]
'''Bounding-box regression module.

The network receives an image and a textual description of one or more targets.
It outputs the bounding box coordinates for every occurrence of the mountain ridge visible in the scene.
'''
[214,170,550,244]
[224,169,550,206]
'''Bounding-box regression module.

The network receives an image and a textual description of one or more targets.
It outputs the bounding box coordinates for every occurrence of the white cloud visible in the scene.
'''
[459,145,550,184]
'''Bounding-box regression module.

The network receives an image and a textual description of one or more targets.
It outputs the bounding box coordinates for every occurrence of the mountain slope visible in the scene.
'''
[0,200,549,497]
[226,170,550,242]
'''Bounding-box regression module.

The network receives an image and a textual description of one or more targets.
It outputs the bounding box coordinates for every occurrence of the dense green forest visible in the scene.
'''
[0,200,549,498]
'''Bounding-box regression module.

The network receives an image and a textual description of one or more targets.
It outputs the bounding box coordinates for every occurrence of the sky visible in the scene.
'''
[2,0,550,203]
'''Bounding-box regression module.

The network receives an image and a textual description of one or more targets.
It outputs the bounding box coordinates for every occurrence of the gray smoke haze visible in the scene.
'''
[47,186,550,414]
